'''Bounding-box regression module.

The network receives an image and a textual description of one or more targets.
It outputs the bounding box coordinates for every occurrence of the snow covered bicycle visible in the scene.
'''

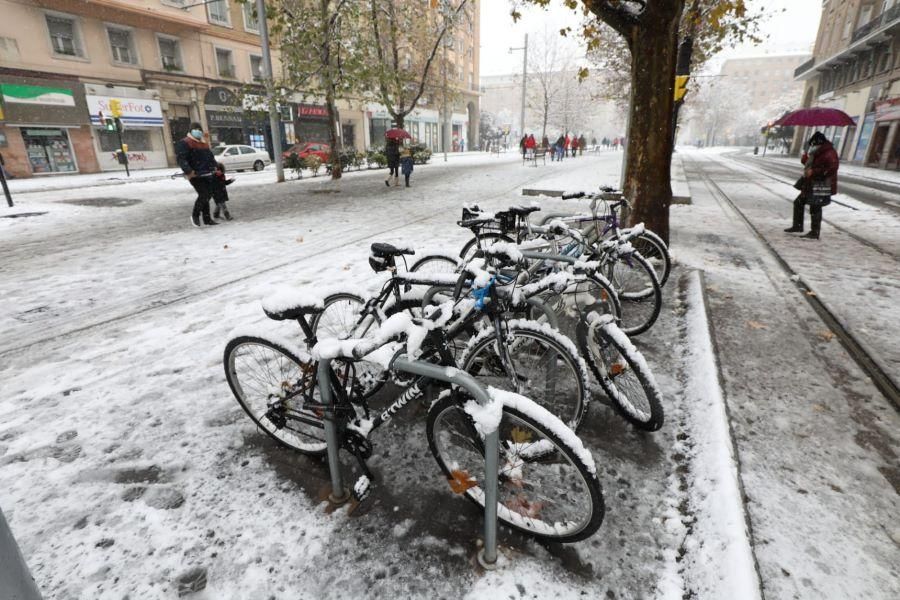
[309,242,592,429]
[223,292,605,543]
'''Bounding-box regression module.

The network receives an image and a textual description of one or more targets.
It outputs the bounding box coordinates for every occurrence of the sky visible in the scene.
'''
[479,0,823,78]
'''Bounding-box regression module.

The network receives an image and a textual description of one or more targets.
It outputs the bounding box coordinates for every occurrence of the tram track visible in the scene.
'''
[684,155,900,412]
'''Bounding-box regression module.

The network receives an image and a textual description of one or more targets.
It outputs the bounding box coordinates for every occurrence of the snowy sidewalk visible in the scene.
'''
[673,151,900,599]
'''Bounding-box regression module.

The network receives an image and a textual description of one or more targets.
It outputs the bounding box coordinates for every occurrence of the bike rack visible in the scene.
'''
[316,356,501,569]
[0,507,43,599]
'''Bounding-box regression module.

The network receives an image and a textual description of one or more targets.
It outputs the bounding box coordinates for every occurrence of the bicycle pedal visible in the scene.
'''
[352,475,372,502]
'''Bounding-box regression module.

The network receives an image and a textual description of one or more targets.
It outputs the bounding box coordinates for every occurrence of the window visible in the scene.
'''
[158,36,182,71]
[108,27,137,64]
[225,147,239,156]
[216,48,235,78]
[857,4,873,28]
[207,0,230,26]
[250,54,264,81]
[46,14,83,57]
[239,146,256,154]
[97,129,152,152]
[243,3,259,33]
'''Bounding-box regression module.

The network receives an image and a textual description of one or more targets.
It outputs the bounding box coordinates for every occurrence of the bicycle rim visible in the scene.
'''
[225,337,327,455]
[427,397,603,542]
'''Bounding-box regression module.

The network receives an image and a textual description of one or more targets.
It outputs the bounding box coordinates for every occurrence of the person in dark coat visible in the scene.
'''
[212,161,235,221]
[385,136,401,187]
[578,134,587,155]
[555,135,566,161]
[174,122,219,227]
[785,131,839,240]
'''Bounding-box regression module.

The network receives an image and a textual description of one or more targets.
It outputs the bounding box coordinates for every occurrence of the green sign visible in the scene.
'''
[1,84,75,107]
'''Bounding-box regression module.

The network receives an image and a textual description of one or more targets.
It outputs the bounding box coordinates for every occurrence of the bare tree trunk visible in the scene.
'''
[622,4,683,245]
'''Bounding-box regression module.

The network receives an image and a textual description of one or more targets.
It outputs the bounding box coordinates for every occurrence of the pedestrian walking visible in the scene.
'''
[541,135,550,154]
[175,122,219,228]
[564,134,571,157]
[579,134,587,156]
[570,136,579,157]
[212,161,235,221]
[556,135,566,161]
[612,137,619,151]
[400,145,414,187]
[460,138,465,152]
[519,135,528,159]
[785,131,839,240]
[385,136,401,187]
[524,134,536,160]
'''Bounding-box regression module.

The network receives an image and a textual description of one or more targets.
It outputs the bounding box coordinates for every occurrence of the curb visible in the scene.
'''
[677,270,764,600]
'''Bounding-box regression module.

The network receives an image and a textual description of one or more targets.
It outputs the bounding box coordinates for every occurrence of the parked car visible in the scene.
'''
[212,144,271,171]
[282,142,331,162]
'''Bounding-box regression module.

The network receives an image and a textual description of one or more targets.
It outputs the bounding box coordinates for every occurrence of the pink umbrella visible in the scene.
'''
[385,128,411,140]
[773,108,856,127]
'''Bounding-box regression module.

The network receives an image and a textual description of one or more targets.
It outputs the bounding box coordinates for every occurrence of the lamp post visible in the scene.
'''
[509,34,528,139]
[256,0,284,182]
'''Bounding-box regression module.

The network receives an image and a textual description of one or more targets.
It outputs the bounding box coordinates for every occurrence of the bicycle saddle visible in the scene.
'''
[262,287,325,320]
[370,242,415,258]
[508,205,541,216]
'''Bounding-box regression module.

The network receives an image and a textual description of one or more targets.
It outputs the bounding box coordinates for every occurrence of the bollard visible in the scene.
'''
[0,507,43,599]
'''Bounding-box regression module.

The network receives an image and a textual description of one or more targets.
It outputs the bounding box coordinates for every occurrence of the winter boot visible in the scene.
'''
[191,213,201,228]
[393,176,400,187]
[802,211,821,239]
[785,197,804,232]
[213,205,221,219]
[385,177,390,187]
[223,209,232,221]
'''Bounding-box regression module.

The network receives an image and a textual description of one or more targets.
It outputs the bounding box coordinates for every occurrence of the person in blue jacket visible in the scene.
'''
[400,145,414,187]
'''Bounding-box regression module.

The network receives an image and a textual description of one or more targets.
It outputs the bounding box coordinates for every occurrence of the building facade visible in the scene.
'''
[794,0,900,169]
[0,0,372,177]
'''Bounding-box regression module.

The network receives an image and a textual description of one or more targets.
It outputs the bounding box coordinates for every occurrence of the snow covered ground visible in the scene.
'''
[1,149,897,599]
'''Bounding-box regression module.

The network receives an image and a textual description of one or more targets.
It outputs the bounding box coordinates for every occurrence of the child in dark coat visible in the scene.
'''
[400,147,414,187]
[212,161,235,220]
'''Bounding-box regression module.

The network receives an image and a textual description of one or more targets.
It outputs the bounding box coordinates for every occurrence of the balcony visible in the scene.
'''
[851,4,900,43]
[794,57,815,78]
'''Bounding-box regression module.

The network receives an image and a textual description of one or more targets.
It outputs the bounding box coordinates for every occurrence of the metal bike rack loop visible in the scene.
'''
[316,356,501,568]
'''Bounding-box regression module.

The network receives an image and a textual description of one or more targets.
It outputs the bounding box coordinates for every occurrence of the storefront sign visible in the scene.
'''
[87,95,163,127]
[207,110,244,127]
[298,104,328,119]
[875,98,900,122]
[1,84,75,107]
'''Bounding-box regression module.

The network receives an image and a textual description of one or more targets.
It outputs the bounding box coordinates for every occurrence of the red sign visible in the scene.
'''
[875,98,900,122]
[298,104,328,118]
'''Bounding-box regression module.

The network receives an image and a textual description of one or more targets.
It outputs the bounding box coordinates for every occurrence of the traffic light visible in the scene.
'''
[674,75,689,102]
[108,98,122,118]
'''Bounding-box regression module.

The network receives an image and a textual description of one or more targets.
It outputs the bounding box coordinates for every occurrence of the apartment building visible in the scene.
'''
[794,0,900,169]
[720,54,811,114]
[0,0,372,177]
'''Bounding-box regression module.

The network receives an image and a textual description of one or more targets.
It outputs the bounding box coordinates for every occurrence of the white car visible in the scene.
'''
[212,144,271,172]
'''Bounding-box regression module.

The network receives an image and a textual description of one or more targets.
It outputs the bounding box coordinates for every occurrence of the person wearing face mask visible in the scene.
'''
[175,122,219,227]
[785,131,839,240]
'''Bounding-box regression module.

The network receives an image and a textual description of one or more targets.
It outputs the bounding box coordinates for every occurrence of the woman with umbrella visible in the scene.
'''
[384,127,409,187]
[775,109,850,240]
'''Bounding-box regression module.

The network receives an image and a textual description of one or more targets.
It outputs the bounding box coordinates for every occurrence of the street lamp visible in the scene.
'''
[509,34,528,140]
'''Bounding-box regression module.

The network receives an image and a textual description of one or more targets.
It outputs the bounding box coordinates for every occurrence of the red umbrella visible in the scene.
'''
[773,108,856,127]
[385,128,411,140]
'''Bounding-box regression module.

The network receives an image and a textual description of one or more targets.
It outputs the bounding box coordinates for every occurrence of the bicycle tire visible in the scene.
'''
[310,292,388,399]
[459,232,514,262]
[224,335,326,455]
[630,230,671,288]
[576,316,663,431]
[459,320,590,430]
[426,391,604,543]
[409,254,460,275]
[605,250,661,336]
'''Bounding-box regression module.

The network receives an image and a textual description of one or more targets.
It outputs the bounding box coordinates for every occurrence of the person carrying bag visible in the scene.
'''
[785,131,839,240]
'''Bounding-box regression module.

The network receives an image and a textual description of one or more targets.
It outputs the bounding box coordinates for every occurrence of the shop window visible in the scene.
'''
[46,14,83,58]
[208,0,231,26]
[108,27,138,65]
[97,129,152,152]
[22,128,78,173]
[216,48,235,78]
[243,3,260,33]
[158,36,182,71]
[250,55,264,81]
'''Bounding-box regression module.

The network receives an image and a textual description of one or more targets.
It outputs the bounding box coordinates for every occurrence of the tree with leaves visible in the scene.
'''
[267,0,369,179]
[366,0,471,131]
[514,0,766,243]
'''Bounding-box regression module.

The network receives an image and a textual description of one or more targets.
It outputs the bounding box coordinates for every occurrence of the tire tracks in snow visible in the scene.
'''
[0,162,562,357]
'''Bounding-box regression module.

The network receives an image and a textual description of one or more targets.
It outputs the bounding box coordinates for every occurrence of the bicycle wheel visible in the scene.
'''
[604,251,661,336]
[224,335,326,455]
[576,315,663,431]
[426,392,604,543]
[533,273,621,337]
[311,292,387,398]
[459,232,514,263]
[630,230,671,288]
[409,253,460,275]
[459,321,590,430]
